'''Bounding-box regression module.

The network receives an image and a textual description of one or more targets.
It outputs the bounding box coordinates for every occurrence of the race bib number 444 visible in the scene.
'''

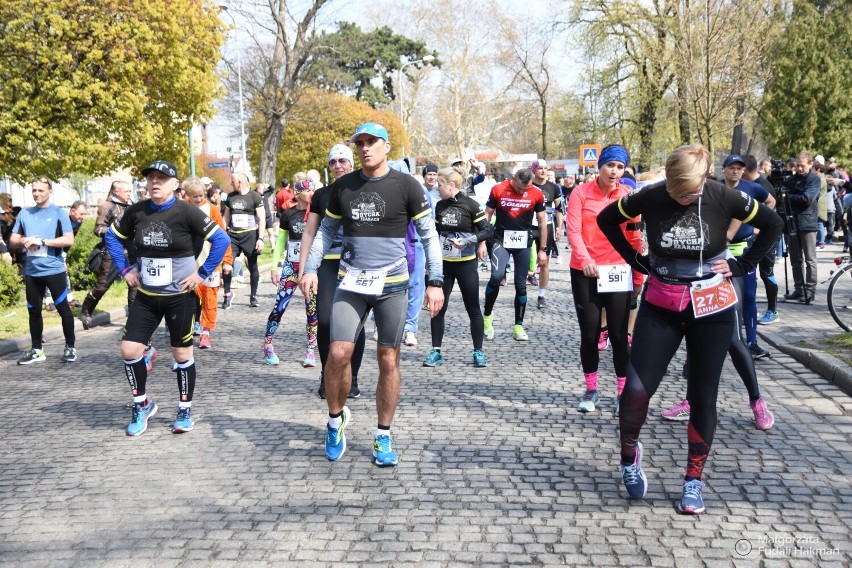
[503,230,528,249]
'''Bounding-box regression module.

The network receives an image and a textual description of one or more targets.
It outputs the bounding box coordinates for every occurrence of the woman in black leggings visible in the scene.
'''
[597,144,783,515]
[298,144,366,399]
[423,168,492,368]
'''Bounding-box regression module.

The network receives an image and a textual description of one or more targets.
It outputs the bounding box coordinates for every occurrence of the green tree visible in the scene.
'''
[761,0,852,160]
[0,0,225,182]
[303,22,439,107]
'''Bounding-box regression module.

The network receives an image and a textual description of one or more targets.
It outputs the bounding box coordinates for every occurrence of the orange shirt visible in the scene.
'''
[567,178,643,289]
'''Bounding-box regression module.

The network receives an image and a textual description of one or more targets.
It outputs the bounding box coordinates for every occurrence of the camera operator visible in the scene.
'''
[782,151,821,304]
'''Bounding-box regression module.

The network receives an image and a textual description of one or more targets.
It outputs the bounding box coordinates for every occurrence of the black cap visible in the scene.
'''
[141,160,178,178]
[423,164,438,174]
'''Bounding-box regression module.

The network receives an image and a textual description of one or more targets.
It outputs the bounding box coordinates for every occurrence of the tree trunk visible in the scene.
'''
[540,102,547,158]
[677,76,690,144]
[258,115,286,187]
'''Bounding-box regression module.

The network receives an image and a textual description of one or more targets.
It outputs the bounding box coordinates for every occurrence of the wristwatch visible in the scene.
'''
[427,279,443,288]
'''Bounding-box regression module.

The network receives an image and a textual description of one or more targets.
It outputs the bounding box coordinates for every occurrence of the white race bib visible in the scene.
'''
[503,230,528,249]
[441,237,461,259]
[231,214,257,230]
[339,268,386,296]
[141,257,172,287]
[287,240,302,262]
[30,244,48,257]
[597,264,633,293]
[202,271,220,288]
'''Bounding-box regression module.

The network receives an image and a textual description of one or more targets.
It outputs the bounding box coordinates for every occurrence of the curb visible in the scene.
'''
[0,307,128,358]
[758,328,852,397]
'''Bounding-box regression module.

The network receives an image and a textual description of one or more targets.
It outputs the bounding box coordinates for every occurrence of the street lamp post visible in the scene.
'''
[219,3,247,174]
[397,55,434,156]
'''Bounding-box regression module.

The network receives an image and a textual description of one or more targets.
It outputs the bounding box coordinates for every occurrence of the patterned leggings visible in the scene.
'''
[264,261,317,348]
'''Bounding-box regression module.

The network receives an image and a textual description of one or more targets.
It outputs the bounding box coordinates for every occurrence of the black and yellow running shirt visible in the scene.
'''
[434,193,491,262]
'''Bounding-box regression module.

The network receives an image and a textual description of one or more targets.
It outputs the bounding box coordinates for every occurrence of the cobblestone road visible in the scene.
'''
[1,260,850,567]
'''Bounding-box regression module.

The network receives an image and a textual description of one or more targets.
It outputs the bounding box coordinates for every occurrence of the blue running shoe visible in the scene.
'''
[171,406,194,433]
[472,349,488,367]
[619,441,647,499]
[143,346,158,372]
[757,310,779,325]
[126,399,158,436]
[677,479,705,515]
[578,389,600,413]
[373,433,399,467]
[423,349,443,367]
[262,342,279,365]
[325,406,350,461]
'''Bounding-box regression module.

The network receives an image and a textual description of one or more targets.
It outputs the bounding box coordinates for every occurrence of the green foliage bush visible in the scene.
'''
[0,261,23,309]
[67,217,100,291]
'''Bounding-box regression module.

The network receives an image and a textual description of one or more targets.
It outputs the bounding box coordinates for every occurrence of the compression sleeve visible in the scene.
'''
[272,231,288,267]
[199,228,230,279]
[105,227,131,276]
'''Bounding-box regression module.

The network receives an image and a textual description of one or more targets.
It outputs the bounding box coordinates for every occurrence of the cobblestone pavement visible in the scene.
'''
[1,257,850,567]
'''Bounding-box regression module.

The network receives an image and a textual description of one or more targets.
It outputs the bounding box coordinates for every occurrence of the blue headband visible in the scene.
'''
[598,145,630,167]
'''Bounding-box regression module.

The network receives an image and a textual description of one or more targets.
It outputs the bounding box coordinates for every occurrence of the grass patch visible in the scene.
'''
[0,282,131,340]
[819,333,852,367]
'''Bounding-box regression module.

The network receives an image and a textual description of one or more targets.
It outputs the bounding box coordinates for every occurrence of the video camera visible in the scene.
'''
[767,159,792,193]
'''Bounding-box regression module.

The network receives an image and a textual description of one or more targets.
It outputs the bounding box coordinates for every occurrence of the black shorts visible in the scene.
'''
[123,292,199,348]
[532,225,556,256]
[229,231,259,257]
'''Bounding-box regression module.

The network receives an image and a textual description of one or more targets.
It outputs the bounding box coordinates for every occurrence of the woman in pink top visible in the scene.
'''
[567,145,643,415]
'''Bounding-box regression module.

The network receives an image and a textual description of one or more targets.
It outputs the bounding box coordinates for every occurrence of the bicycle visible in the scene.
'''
[827,255,852,331]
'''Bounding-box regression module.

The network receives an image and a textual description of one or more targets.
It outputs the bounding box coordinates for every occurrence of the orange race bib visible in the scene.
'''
[690,274,737,318]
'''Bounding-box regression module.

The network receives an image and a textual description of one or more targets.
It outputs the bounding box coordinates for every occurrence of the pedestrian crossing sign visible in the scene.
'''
[579,144,602,167]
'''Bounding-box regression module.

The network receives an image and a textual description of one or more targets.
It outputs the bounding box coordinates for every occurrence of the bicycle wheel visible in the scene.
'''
[827,263,852,332]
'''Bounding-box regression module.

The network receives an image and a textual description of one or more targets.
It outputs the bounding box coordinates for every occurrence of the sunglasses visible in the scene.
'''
[328,158,350,165]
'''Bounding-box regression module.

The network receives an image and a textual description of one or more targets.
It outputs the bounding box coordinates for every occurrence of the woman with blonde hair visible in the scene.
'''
[597,144,782,515]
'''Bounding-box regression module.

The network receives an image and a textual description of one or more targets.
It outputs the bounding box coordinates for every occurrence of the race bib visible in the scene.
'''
[231,214,257,230]
[503,230,528,249]
[202,271,220,288]
[30,244,48,257]
[339,268,386,296]
[287,240,302,262]
[441,237,461,259]
[690,274,737,318]
[141,257,172,287]
[597,264,633,293]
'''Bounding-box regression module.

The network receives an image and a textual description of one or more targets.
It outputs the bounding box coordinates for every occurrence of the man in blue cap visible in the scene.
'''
[300,122,444,468]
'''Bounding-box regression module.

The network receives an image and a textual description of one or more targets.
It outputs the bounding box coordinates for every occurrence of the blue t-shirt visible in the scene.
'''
[12,204,73,277]
[731,180,770,243]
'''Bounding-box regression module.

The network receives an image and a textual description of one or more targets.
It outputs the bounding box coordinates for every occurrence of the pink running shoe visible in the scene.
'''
[751,396,775,430]
[597,330,609,350]
[661,399,690,421]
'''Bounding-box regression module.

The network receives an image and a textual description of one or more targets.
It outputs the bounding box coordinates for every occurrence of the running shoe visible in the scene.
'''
[171,406,194,433]
[578,389,599,413]
[747,341,770,360]
[513,324,529,341]
[403,331,418,346]
[302,348,317,368]
[751,396,775,430]
[17,348,45,365]
[597,330,609,350]
[249,296,259,308]
[222,292,234,310]
[193,321,202,336]
[325,406,350,461]
[80,311,94,329]
[69,298,82,308]
[422,349,443,367]
[373,433,399,467]
[45,302,56,313]
[527,274,539,286]
[537,296,546,309]
[62,346,77,363]
[483,315,495,340]
[198,333,211,349]
[661,399,690,421]
[619,441,647,499]
[677,479,705,515]
[478,261,488,272]
[472,349,488,368]
[757,310,779,325]
[349,377,361,399]
[126,399,158,437]
[262,342,279,365]
[143,346,158,372]
[499,277,507,286]
[318,374,326,399]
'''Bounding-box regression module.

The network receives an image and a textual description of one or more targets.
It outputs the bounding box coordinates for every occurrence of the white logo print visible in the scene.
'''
[440,211,460,227]
[350,192,385,225]
[142,222,172,247]
[659,214,708,251]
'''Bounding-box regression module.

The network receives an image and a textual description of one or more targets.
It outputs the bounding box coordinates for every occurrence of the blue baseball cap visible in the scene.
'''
[723,155,746,168]
[349,122,389,143]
